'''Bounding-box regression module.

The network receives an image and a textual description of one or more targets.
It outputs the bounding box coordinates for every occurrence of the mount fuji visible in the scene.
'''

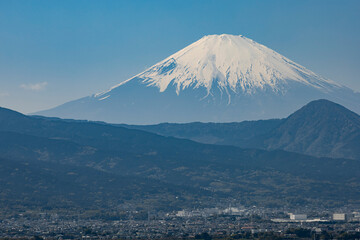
[37,34,360,124]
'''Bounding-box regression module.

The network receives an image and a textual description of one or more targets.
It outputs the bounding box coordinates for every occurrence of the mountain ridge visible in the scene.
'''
[2,105,360,211]
[122,99,360,159]
[260,99,360,159]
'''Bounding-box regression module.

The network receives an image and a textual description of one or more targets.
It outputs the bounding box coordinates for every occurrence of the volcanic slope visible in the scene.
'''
[36,34,360,124]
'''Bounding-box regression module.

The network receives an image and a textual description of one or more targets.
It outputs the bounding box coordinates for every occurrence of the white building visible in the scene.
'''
[352,212,360,219]
[289,213,307,220]
[333,213,346,221]
[223,207,243,215]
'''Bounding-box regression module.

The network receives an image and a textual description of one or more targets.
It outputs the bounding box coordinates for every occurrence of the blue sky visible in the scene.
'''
[1,0,360,113]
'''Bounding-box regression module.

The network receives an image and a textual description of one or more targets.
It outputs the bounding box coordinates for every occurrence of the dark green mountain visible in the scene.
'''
[119,119,283,146]
[122,99,360,159]
[260,99,360,159]
[0,156,201,213]
[0,105,360,215]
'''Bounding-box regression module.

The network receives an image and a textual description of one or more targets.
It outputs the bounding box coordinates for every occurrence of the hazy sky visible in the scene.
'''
[1,0,360,113]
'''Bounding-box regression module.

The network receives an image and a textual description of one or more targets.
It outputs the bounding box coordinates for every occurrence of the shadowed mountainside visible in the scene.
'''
[122,99,360,159]
[0,104,359,214]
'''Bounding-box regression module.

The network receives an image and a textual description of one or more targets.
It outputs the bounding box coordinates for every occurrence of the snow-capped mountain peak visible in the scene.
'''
[99,34,339,99]
[37,34,359,124]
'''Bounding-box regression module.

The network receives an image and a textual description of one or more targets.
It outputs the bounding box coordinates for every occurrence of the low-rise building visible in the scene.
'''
[289,213,307,221]
[333,213,347,221]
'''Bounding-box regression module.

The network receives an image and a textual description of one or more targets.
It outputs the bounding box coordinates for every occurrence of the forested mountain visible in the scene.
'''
[123,100,360,159]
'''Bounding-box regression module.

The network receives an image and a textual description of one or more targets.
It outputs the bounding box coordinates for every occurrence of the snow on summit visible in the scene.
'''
[37,34,360,124]
[98,34,339,99]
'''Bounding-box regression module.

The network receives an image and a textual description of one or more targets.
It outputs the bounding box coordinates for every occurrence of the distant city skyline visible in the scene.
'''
[1,0,360,113]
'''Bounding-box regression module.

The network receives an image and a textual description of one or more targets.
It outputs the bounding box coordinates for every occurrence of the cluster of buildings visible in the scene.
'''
[0,207,359,239]
[272,212,360,223]
[175,207,244,217]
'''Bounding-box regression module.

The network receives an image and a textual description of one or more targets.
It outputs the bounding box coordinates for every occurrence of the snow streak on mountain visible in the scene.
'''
[36,34,360,124]
[98,34,338,100]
